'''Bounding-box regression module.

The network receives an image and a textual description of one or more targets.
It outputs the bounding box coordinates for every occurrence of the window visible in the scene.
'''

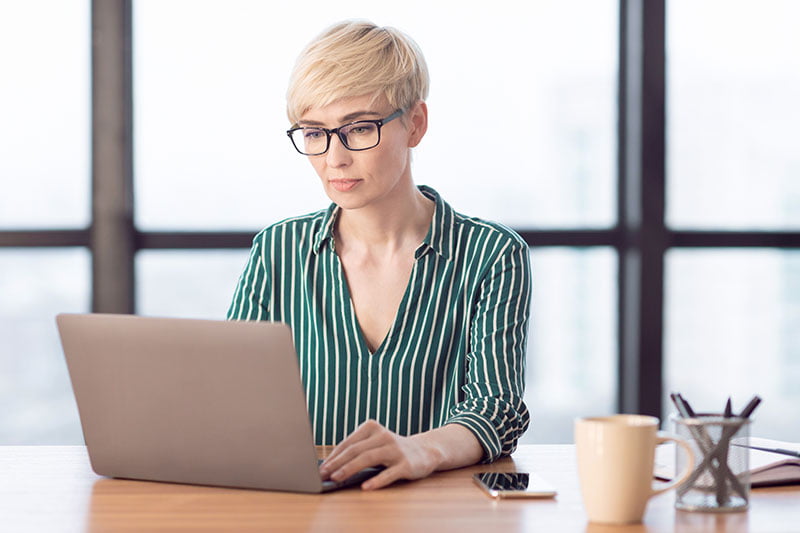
[0,249,90,444]
[136,250,251,320]
[526,248,616,442]
[665,249,800,439]
[133,0,617,230]
[0,1,90,228]
[4,1,797,446]
[664,0,800,439]
[0,0,90,445]
[667,0,800,231]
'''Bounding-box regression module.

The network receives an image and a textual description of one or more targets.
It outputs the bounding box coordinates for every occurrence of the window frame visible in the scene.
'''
[1,0,799,420]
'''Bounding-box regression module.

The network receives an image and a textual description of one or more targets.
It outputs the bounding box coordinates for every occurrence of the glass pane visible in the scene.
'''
[665,249,800,441]
[134,0,616,230]
[667,1,800,230]
[0,248,90,444]
[0,1,90,228]
[522,247,617,443]
[136,250,251,320]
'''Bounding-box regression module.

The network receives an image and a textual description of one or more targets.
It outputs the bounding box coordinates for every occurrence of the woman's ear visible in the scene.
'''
[406,100,428,148]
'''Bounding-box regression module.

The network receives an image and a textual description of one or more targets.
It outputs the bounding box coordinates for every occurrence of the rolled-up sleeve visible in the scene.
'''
[446,239,532,462]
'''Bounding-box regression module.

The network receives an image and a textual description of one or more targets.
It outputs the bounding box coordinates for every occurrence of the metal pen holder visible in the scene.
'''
[672,414,751,512]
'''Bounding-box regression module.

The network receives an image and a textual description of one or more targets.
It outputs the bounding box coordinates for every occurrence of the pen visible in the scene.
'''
[670,393,693,422]
[677,393,697,418]
[732,444,800,459]
[739,396,762,419]
[670,393,692,419]
[718,397,733,505]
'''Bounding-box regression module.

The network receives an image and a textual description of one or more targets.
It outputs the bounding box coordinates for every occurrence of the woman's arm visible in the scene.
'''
[227,232,271,321]
[445,237,532,460]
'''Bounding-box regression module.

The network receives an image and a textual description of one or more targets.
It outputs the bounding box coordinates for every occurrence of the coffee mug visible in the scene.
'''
[575,414,694,524]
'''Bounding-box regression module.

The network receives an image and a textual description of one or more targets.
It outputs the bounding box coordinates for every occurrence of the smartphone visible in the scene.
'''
[472,472,557,499]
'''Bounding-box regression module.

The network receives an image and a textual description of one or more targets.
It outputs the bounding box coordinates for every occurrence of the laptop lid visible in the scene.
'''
[56,313,327,493]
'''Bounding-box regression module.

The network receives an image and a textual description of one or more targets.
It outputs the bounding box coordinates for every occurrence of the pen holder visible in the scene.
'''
[672,414,751,512]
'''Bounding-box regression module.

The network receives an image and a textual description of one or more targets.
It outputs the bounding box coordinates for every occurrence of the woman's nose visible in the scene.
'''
[325,133,352,167]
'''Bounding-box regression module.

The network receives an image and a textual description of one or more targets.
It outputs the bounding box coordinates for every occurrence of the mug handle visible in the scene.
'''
[651,431,695,496]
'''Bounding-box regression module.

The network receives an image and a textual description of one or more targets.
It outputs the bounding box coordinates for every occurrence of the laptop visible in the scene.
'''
[56,313,381,493]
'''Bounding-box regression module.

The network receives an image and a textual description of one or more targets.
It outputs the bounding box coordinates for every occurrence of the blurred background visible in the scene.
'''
[1,0,798,445]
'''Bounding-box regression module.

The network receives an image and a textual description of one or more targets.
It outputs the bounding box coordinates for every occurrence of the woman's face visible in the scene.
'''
[297,94,427,211]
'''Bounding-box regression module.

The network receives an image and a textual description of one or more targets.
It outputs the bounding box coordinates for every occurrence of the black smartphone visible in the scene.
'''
[472,472,557,499]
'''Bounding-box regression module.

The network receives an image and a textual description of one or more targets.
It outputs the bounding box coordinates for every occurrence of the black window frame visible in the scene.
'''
[2,0,799,420]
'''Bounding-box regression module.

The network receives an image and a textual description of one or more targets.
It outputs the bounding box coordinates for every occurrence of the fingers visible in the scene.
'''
[361,464,403,490]
[331,444,397,483]
[320,420,388,478]
[319,421,442,490]
[324,420,380,462]
[319,421,411,487]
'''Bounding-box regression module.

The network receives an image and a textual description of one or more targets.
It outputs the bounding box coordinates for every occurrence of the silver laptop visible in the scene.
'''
[56,313,380,493]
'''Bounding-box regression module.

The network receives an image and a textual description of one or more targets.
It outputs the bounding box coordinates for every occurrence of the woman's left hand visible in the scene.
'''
[319,420,483,490]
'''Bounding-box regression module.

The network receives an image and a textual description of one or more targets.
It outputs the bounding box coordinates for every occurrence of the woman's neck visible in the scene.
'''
[335,184,434,254]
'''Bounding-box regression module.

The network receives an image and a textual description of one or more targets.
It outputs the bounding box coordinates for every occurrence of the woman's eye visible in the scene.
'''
[350,124,376,135]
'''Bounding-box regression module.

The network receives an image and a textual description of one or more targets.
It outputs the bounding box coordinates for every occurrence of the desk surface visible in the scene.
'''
[1,445,797,532]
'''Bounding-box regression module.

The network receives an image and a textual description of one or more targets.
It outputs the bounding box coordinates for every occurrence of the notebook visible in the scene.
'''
[56,313,381,493]
[655,437,800,488]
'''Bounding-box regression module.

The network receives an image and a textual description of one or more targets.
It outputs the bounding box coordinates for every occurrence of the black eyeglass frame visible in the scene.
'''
[286,109,404,156]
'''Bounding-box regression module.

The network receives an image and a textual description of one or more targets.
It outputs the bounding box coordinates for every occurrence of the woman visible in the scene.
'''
[228,20,531,490]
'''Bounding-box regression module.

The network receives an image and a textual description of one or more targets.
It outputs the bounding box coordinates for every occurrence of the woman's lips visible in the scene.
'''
[329,179,361,192]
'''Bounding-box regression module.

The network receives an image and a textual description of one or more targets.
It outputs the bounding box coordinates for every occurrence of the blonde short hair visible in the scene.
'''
[286,20,429,124]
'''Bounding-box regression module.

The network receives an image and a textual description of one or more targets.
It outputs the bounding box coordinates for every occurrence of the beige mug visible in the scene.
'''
[575,414,694,524]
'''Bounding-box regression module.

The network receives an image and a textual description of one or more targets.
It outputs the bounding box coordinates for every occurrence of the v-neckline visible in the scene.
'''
[331,250,417,357]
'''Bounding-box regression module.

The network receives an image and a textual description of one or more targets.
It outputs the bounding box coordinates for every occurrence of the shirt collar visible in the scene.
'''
[311,185,455,261]
[312,203,339,255]
[416,185,454,261]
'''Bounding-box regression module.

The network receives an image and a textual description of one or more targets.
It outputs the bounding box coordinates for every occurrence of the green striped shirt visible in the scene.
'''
[227,186,531,461]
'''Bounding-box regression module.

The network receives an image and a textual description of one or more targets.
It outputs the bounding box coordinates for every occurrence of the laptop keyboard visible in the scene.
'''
[317,459,384,492]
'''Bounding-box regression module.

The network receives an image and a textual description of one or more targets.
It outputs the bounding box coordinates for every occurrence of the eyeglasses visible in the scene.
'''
[286,109,403,156]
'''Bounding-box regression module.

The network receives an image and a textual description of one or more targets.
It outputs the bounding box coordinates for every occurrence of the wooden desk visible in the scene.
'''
[0,445,797,532]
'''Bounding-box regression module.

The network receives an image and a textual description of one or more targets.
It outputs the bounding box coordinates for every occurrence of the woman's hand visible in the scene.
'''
[319,420,483,490]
